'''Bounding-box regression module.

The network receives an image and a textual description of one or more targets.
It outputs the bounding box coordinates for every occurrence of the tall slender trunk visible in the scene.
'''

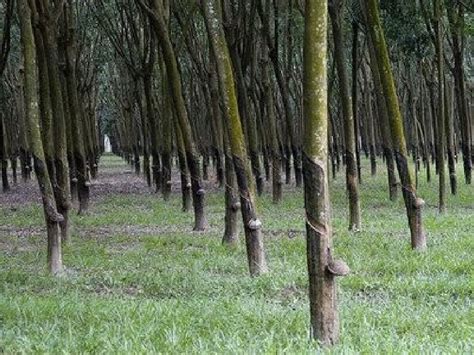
[363,0,426,250]
[204,0,267,276]
[263,59,282,204]
[0,116,9,192]
[435,0,446,213]
[222,122,240,247]
[329,0,361,231]
[362,64,377,176]
[447,2,471,184]
[174,118,192,212]
[18,0,63,274]
[209,57,225,188]
[143,71,161,193]
[144,0,207,231]
[63,2,90,214]
[38,2,71,242]
[352,22,362,182]
[303,0,349,344]
[257,1,302,187]
[161,79,173,200]
[445,80,456,194]
[229,48,264,196]
[33,26,56,192]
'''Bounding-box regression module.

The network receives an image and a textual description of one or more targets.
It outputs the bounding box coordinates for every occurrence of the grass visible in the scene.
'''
[0,154,473,353]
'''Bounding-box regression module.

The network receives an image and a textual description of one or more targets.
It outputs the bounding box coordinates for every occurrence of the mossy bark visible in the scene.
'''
[161,74,173,201]
[63,2,90,214]
[434,0,446,213]
[303,0,345,344]
[329,0,361,231]
[228,49,264,196]
[368,41,398,201]
[18,0,63,274]
[363,0,426,250]
[447,2,471,184]
[37,0,71,241]
[222,121,240,247]
[444,80,457,195]
[352,22,362,183]
[204,0,267,276]
[257,2,302,187]
[32,26,56,189]
[263,60,282,204]
[145,0,207,231]
[208,58,225,188]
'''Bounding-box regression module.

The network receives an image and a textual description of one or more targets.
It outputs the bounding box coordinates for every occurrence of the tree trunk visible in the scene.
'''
[435,0,446,213]
[447,1,471,184]
[37,1,71,242]
[263,59,282,204]
[363,0,426,250]
[222,123,240,247]
[445,80,456,195]
[63,2,90,214]
[145,0,207,231]
[352,22,362,183]
[329,0,361,231]
[0,116,9,192]
[18,0,63,274]
[204,0,267,276]
[174,118,192,213]
[303,0,348,344]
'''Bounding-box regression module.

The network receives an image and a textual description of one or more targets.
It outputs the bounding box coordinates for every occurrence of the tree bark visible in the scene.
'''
[37,0,72,241]
[303,0,348,344]
[363,0,426,250]
[63,1,90,214]
[143,0,207,231]
[447,1,471,184]
[204,0,267,276]
[434,0,446,213]
[329,0,361,231]
[18,0,64,274]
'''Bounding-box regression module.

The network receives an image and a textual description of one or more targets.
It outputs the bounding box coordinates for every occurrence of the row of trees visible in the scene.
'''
[92,0,472,252]
[2,0,101,273]
[1,0,473,345]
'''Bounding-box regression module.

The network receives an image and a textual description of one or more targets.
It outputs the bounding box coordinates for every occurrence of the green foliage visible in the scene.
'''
[380,0,432,60]
[0,155,472,353]
[466,12,474,35]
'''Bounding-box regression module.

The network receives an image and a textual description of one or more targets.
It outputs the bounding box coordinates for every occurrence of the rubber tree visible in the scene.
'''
[367,39,399,201]
[447,0,471,185]
[0,0,13,193]
[257,0,303,187]
[63,0,90,214]
[31,0,57,200]
[303,0,350,344]
[263,57,282,204]
[36,0,72,242]
[434,0,447,212]
[17,0,64,274]
[222,118,240,247]
[329,0,361,231]
[206,52,239,245]
[203,0,268,276]
[362,0,427,250]
[137,0,208,231]
[0,114,9,192]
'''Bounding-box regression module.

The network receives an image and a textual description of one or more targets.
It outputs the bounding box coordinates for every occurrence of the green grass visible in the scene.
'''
[0,155,473,353]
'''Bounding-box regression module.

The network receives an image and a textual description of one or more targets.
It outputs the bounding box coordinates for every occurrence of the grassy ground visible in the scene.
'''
[0,154,473,353]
